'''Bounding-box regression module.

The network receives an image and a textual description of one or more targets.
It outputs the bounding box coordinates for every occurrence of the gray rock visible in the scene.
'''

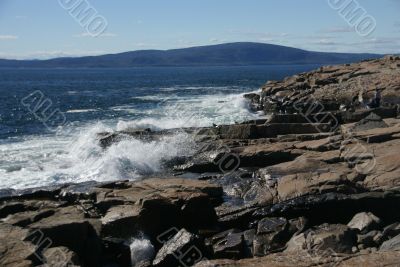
[42,246,81,267]
[286,224,357,254]
[153,229,202,267]
[212,231,245,259]
[357,230,381,248]
[347,212,381,233]
[353,113,388,132]
[257,217,287,235]
[380,234,400,251]
[253,217,293,256]
[382,223,400,241]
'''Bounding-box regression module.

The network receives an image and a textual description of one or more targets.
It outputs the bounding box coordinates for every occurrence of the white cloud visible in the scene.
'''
[0,35,18,40]
[15,15,27,20]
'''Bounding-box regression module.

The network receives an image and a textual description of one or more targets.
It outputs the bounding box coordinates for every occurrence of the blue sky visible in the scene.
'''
[0,0,399,59]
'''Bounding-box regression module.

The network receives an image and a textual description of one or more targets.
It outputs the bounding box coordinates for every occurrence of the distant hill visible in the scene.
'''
[0,42,382,68]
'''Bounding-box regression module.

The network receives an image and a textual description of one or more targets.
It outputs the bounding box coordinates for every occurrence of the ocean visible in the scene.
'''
[0,65,321,189]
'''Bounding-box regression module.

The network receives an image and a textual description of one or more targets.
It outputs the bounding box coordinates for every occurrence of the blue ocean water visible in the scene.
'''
[0,65,321,189]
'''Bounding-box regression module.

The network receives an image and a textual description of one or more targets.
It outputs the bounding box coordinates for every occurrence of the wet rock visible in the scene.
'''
[211,230,246,259]
[102,238,132,267]
[253,217,292,256]
[347,212,381,233]
[173,161,220,173]
[153,229,202,267]
[217,124,258,139]
[216,204,259,229]
[242,229,256,256]
[243,93,261,111]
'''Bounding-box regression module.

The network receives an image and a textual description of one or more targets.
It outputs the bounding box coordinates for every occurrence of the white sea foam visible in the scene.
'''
[129,236,155,266]
[0,91,261,190]
[116,92,259,131]
[0,123,196,189]
[66,109,98,113]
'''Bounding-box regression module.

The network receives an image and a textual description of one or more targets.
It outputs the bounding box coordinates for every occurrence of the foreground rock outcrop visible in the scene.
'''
[1,56,400,266]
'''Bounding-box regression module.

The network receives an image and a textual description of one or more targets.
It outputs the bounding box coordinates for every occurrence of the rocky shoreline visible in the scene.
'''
[2,56,400,267]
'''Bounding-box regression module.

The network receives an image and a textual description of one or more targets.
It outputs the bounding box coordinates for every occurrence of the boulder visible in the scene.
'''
[362,139,400,191]
[276,163,354,201]
[352,113,388,132]
[382,223,400,241]
[102,237,132,267]
[380,234,400,251]
[347,212,381,233]
[101,205,141,238]
[253,217,293,256]
[210,230,246,259]
[286,224,357,254]
[231,142,301,168]
[0,223,36,267]
[26,206,102,267]
[96,178,222,236]
[42,246,81,267]
[153,229,203,267]
[357,230,382,248]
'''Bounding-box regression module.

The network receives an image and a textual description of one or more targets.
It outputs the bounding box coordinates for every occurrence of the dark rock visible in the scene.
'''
[357,230,382,248]
[101,205,141,238]
[352,113,388,132]
[242,229,256,256]
[26,206,102,267]
[102,238,132,267]
[243,93,261,111]
[382,223,400,241]
[153,229,203,267]
[211,230,246,259]
[254,192,400,228]
[217,124,258,139]
[253,217,295,256]
[216,204,260,229]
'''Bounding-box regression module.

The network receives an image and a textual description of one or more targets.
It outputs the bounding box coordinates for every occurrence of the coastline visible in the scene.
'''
[2,56,400,267]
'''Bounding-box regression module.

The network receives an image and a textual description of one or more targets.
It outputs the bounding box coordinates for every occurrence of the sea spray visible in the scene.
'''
[0,91,258,189]
[129,235,155,266]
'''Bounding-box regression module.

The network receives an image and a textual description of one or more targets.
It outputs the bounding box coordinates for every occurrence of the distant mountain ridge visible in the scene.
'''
[0,42,382,68]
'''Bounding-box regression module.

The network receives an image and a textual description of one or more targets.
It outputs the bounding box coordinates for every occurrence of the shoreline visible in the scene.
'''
[2,55,400,267]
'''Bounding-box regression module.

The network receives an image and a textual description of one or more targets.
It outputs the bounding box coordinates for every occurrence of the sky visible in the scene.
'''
[0,0,399,59]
